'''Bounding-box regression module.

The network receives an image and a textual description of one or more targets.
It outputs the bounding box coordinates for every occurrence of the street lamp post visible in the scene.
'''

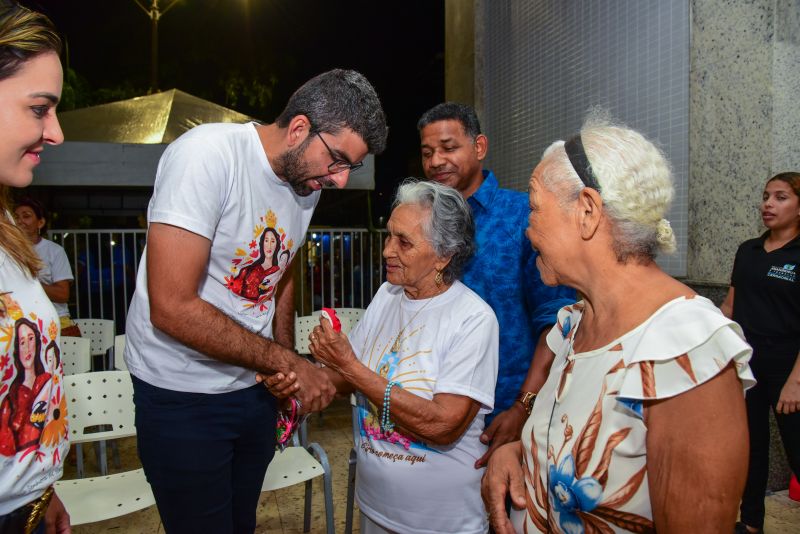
[134,0,181,93]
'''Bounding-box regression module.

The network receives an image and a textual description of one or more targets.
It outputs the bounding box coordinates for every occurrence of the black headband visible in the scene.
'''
[564,135,601,192]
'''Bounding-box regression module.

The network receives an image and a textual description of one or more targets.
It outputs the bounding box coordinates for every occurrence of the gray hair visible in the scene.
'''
[276,69,388,154]
[392,179,475,283]
[540,112,676,263]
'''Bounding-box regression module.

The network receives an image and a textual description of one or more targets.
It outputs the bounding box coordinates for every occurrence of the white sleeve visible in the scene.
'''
[46,243,73,283]
[434,310,499,411]
[147,134,230,240]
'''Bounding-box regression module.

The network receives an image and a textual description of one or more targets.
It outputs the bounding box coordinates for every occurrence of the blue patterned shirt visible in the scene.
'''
[462,171,576,419]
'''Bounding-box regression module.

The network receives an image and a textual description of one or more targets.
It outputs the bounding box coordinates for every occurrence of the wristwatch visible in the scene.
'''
[515,391,537,415]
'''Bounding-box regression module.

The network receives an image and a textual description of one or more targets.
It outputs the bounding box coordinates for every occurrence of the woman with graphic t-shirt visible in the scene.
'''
[266,180,499,534]
[721,171,800,534]
[0,3,71,533]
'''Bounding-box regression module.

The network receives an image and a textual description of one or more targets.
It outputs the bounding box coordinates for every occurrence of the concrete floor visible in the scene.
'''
[66,397,800,533]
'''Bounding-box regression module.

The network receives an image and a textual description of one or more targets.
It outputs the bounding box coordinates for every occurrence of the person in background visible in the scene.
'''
[720,172,800,534]
[0,2,70,532]
[482,114,754,533]
[124,68,387,533]
[14,197,80,337]
[417,102,575,467]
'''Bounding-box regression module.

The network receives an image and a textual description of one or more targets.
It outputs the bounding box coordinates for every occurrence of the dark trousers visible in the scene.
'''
[131,375,277,534]
[740,338,800,528]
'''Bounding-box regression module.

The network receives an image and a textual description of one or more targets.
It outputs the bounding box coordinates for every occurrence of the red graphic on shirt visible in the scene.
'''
[224,209,294,313]
[0,303,66,464]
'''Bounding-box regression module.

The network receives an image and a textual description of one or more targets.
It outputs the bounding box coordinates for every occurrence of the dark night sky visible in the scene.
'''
[23,0,445,225]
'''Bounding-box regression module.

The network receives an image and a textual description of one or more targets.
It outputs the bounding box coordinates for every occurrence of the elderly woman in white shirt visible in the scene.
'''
[481,114,755,533]
[266,179,499,534]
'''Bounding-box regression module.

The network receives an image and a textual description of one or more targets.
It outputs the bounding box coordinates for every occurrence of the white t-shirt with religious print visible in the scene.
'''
[0,249,69,514]
[349,281,499,534]
[34,238,74,318]
[513,296,755,533]
[125,122,320,393]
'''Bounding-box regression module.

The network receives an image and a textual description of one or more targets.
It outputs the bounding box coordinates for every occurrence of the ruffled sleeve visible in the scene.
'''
[616,296,755,401]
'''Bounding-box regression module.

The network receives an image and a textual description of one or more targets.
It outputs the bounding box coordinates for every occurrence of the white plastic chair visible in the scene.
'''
[262,420,334,534]
[311,308,364,333]
[113,334,128,371]
[344,394,360,534]
[56,371,155,525]
[74,319,115,368]
[59,336,92,375]
[295,315,351,355]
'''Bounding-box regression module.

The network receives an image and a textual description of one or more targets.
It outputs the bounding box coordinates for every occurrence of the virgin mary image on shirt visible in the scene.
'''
[228,226,282,302]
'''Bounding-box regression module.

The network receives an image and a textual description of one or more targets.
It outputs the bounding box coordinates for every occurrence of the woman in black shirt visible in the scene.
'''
[721,172,800,534]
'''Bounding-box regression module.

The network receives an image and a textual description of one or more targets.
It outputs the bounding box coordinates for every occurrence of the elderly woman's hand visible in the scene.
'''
[481,441,526,534]
[309,317,357,373]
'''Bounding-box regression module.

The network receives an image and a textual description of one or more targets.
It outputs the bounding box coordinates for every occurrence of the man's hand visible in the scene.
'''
[45,492,71,534]
[290,358,336,413]
[256,371,299,399]
[475,404,527,468]
[481,441,525,534]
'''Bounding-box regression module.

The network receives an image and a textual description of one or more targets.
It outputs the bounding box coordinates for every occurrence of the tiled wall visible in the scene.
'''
[478,1,690,276]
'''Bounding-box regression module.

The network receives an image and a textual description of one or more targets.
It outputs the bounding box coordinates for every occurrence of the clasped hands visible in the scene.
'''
[257,317,355,414]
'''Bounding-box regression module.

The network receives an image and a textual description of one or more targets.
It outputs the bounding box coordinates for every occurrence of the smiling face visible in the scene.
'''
[383,203,447,298]
[526,159,576,287]
[762,178,800,233]
[13,204,44,242]
[0,51,64,188]
[275,128,368,197]
[420,119,486,198]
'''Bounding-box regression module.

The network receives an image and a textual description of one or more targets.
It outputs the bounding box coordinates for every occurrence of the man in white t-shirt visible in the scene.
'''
[124,69,387,534]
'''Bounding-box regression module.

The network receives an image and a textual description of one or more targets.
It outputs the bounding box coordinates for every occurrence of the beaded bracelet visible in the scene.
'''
[380,381,402,432]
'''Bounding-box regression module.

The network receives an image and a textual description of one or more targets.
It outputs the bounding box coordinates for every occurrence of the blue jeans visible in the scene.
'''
[131,375,277,534]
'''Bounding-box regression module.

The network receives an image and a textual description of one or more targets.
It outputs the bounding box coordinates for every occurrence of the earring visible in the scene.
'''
[434,270,443,287]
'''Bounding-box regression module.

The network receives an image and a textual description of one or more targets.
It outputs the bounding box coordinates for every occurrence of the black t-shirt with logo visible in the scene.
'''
[731,232,800,341]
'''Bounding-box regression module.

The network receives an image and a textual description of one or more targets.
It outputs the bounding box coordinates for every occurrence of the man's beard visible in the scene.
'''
[273,136,323,196]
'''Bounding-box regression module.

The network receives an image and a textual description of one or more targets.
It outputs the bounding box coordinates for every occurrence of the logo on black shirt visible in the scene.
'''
[767,263,796,282]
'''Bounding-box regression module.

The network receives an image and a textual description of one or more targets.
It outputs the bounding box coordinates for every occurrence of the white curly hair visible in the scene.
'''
[540,111,676,262]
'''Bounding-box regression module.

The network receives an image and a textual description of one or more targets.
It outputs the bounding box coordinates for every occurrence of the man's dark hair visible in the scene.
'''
[417,102,482,140]
[276,69,388,154]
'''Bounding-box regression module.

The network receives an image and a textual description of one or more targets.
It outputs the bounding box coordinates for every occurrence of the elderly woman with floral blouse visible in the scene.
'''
[482,114,755,533]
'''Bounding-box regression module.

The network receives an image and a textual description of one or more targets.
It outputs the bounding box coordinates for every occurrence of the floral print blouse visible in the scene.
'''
[514,296,755,533]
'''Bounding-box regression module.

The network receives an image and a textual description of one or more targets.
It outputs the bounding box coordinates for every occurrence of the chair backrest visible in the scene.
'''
[294,315,351,354]
[74,319,115,356]
[114,334,128,371]
[60,336,92,375]
[311,308,364,333]
[64,371,136,444]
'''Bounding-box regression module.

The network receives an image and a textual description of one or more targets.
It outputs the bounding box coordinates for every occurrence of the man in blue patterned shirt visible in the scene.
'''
[418,102,575,467]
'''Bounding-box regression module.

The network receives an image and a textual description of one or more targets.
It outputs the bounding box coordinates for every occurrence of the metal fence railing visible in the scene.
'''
[48,227,388,331]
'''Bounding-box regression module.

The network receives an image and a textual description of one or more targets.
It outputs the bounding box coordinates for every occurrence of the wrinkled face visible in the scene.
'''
[383,204,443,294]
[420,120,485,198]
[17,323,37,369]
[526,161,573,287]
[14,205,44,242]
[275,128,368,197]
[761,179,800,231]
[0,52,64,188]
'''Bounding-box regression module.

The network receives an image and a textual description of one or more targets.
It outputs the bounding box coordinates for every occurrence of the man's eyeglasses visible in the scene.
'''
[317,132,363,174]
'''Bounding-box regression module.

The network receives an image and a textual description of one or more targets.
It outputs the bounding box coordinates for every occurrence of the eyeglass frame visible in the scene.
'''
[316,131,364,174]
